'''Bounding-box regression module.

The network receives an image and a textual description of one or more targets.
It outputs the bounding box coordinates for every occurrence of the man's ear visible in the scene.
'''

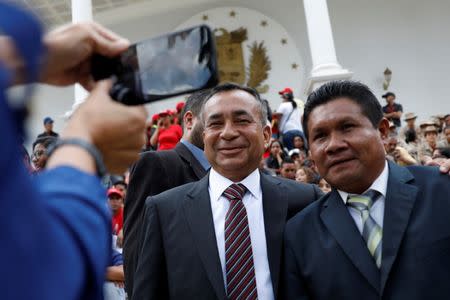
[378,118,390,139]
[263,124,272,146]
[183,111,194,130]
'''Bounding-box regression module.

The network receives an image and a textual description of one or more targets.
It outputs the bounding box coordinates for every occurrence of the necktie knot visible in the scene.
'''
[223,183,247,202]
[347,189,379,212]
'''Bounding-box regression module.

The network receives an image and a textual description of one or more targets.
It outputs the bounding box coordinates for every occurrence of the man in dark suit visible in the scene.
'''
[284,81,450,300]
[132,83,322,300]
[123,90,210,296]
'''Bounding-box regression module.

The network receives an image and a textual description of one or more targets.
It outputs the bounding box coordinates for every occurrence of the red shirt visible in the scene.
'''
[111,207,123,234]
[158,124,182,150]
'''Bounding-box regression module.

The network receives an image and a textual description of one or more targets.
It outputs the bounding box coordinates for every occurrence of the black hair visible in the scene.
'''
[280,157,295,168]
[439,147,450,159]
[291,131,308,151]
[302,81,383,141]
[202,82,268,126]
[284,92,297,109]
[405,129,417,144]
[32,136,57,150]
[180,89,211,130]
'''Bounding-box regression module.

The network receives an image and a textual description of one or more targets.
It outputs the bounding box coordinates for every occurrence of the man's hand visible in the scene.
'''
[394,146,417,166]
[40,22,130,90]
[47,80,147,175]
[426,158,450,176]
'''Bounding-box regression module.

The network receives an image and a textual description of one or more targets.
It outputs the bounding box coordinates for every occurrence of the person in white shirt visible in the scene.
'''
[275,87,303,150]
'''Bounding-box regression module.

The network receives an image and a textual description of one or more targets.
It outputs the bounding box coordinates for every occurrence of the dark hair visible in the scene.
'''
[180,89,211,130]
[284,93,297,109]
[292,132,308,151]
[280,157,295,168]
[439,147,450,158]
[269,139,282,149]
[202,82,268,126]
[302,81,383,141]
[32,136,57,150]
[261,99,273,122]
[405,128,417,144]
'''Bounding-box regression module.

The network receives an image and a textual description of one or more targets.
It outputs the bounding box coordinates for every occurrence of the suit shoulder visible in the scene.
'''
[285,193,328,233]
[138,149,180,163]
[407,164,445,177]
[145,180,199,208]
[406,165,450,186]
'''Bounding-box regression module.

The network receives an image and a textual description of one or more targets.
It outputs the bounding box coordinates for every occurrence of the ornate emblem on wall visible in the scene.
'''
[215,27,271,93]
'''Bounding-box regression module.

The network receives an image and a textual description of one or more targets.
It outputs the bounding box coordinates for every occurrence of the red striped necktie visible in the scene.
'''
[223,183,258,300]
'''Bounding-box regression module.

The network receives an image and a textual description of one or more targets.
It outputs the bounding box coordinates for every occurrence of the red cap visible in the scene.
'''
[151,114,159,122]
[159,110,169,117]
[278,87,293,95]
[176,101,185,112]
[107,187,123,198]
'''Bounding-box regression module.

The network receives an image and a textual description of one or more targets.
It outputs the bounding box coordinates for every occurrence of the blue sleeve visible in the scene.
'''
[1,64,110,298]
[2,163,111,300]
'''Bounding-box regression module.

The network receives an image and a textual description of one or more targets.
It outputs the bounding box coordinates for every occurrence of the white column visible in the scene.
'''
[65,0,93,118]
[303,0,352,94]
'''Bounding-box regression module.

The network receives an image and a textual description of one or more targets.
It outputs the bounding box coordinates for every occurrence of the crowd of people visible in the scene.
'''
[23,67,450,300]
[3,2,450,300]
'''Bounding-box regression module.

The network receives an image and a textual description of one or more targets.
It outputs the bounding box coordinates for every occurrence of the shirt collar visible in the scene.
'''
[338,160,389,204]
[209,168,261,202]
[180,139,210,171]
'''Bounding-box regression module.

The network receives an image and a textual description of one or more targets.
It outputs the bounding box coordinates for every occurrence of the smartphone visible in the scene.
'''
[91,25,219,105]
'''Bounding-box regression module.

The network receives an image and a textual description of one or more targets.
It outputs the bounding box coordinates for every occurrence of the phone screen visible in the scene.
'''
[94,25,218,104]
[135,26,213,95]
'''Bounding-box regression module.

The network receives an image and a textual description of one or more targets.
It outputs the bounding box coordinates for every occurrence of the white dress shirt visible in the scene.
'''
[209,168,274,300]
[337,160,389,233]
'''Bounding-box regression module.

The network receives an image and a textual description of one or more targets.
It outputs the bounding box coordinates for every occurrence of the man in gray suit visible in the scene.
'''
[132,83,322,300]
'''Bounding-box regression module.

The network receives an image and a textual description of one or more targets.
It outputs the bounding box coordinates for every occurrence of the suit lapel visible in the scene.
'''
[260,173,288,296]
[175,142,207,179]
[321,190,381,293]
[380,162,417,294]
[183,175,226,300]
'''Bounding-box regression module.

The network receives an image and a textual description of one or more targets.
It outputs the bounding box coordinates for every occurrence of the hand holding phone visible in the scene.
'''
[91,25,219,105]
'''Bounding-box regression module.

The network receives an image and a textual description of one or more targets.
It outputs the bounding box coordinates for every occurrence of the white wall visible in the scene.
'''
[25,0,450,148]
[328,0,450,123]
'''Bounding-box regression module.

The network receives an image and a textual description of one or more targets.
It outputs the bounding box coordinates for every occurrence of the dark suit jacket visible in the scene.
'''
[132,172,323,300]
[123,142,207,296]
[283,162,450,300]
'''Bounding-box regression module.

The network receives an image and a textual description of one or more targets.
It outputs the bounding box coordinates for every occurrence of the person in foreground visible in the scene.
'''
[132,83,322,300]
[1,4,147,299]
[283,81,450,300]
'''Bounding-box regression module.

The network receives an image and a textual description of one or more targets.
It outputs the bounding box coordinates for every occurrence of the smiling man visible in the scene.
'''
[283,81,450,300]
[132,83,322,300]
